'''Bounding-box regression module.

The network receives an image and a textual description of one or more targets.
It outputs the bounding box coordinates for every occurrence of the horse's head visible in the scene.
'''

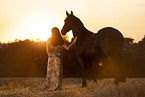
[61,11,83,36]
[61,11,74,35]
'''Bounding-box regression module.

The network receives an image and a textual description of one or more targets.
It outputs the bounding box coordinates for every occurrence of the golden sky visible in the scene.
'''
[0,0,145,43]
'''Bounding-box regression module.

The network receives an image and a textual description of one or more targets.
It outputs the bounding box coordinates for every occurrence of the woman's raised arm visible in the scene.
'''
[63,36,77,50]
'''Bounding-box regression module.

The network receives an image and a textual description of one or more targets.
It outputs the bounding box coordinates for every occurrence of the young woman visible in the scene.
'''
[43,27,77,91]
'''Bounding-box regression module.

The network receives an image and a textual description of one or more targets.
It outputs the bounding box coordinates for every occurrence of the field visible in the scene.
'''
[0,78,145,97]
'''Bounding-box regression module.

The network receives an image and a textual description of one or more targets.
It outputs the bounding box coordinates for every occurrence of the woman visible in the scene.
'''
[43,27,77,91]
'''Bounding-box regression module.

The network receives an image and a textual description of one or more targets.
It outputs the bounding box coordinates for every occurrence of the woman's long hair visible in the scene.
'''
[50,27,64,47]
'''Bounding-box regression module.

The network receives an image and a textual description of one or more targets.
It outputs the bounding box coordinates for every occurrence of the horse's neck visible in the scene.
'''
[73,26,93,39]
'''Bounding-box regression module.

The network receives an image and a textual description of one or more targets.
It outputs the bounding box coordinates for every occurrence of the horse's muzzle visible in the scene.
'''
[61,29,66,35]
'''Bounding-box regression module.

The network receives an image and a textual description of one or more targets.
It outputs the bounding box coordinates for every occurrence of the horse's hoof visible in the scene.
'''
[82,85,86,88]
[115,82,119,86]
[82,83,87,88]
[121,78,126,82]
[93,79,97,82]
[114,81,119,86]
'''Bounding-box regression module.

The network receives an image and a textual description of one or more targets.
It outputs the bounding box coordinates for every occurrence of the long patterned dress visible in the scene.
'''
[45,39,63,90]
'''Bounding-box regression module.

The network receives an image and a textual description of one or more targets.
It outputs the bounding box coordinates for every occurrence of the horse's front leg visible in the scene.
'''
[77,57,87,87]
[89,59,97,82]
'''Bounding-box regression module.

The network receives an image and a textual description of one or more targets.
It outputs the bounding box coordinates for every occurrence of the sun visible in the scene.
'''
[13,12,62,42]
[26,20,52,41]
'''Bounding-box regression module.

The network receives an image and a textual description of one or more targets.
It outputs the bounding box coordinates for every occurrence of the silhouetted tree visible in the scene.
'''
[0,36,145,78]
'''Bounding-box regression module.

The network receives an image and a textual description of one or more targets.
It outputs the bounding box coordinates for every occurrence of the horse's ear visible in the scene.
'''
[66,11,69,16]
[71,11,73,15]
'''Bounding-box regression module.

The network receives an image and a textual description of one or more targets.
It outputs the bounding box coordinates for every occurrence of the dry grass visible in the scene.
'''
[0,78,145,97]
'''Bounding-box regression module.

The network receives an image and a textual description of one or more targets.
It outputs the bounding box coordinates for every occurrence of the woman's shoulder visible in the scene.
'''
[46,38,51,44]
[47,37,51,41]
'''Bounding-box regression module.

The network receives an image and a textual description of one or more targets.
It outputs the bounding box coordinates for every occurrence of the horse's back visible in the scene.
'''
[97,27,124,56]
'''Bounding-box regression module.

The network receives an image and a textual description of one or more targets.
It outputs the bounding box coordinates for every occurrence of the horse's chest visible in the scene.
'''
[84,39,99,56]
[75,42,99,58]
[85,45,99,57]
[75,36,100,56]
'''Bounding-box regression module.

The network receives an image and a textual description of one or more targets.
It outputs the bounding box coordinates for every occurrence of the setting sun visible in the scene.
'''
[25,20,52,41]
[12,12,63,42]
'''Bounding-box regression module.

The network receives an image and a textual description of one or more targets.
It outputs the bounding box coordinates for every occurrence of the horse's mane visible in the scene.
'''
[73,15,94,36]
[71,15,84,28]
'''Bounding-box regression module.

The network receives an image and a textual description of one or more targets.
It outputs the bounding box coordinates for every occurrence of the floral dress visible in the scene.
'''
[45,40,63,90]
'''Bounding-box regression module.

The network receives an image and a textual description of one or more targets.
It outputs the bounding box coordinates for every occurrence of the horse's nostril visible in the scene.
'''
[61,31,66,35]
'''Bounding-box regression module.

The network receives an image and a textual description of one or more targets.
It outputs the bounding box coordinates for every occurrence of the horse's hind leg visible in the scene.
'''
[116,56,126,83]
[107,55,119,86]
[113,53,126,86]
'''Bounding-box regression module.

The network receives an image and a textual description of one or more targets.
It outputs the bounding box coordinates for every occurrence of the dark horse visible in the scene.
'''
[61,11,126,87]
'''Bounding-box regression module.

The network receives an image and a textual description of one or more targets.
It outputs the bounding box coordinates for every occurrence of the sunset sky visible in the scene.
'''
[0,0,145,43]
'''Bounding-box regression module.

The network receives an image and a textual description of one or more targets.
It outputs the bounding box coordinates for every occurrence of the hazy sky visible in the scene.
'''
[0,0,145,43]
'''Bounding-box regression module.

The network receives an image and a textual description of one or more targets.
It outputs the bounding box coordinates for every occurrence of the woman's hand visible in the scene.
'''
[62,36,77,50]
[72,36,77,43]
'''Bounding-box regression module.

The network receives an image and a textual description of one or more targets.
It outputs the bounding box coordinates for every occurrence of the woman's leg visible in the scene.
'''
[57,56,63,90]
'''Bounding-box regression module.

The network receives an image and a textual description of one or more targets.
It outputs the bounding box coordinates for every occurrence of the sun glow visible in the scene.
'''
[67,31,74,42]
[12,12,62,42]
[26,20,52,41]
